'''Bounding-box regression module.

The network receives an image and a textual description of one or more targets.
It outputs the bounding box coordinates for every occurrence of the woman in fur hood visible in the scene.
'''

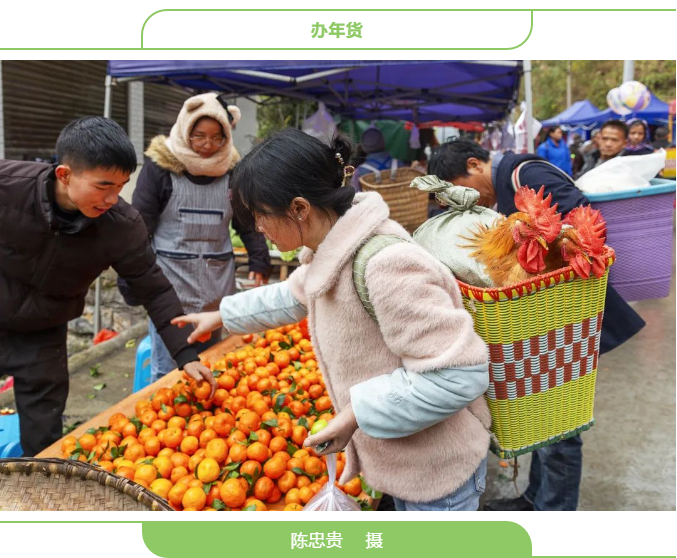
[129,92,271,382]
[172,128,491,511]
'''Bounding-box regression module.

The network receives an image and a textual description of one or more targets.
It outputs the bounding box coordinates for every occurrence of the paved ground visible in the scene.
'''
[7,241,675,511]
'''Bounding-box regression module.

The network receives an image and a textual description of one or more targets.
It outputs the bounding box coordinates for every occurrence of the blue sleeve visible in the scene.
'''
[536,143,548,159]
[519,164,589,216]
[219,281,307,334]
[349,363,489,439]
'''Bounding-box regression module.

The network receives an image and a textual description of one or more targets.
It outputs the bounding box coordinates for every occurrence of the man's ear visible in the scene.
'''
[54,164,71,183]
[467,157,483,173]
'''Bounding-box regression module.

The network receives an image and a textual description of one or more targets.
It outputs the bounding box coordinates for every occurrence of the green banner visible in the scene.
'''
[142,521,531,557]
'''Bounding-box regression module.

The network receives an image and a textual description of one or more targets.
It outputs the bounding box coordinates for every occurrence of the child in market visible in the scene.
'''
[120,93,271,383]
[624,118,654,156]
[172,128,491,511]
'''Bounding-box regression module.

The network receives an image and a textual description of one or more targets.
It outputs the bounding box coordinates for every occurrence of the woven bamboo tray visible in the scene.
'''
[457,248,615,459]
[359,168,427,233]
[0,458,173,511]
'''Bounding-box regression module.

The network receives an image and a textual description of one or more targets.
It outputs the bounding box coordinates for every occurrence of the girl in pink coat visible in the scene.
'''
[174,129,491,511]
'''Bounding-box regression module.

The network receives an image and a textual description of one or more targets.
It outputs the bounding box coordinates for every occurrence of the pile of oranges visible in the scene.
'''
[60,320,367,511]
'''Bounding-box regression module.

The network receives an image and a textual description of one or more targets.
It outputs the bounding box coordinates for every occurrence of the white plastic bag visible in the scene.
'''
[575,150,666,194]
[302,102,337,146]
[302,454,361,511]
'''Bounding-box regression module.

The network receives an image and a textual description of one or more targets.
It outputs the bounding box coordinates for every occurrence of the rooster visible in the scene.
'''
[463,186,562,287]
[545,205,607,279]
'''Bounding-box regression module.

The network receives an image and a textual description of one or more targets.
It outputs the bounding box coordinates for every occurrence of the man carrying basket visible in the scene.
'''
[429,140,646,511]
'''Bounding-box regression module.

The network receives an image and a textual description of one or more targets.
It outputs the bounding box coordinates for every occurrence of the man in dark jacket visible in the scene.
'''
[0,116,215,456]
[428,140,646,511]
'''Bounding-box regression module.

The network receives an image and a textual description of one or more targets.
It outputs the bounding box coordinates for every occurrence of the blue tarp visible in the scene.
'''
[544,95,670,128]
[107,60,522,123]
[541,100,602,127]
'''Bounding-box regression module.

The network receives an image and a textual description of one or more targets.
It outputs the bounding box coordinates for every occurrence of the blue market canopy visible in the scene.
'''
[107,60,522,123]
[541,100,603,128]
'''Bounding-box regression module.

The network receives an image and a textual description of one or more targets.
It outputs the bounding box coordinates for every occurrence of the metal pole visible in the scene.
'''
[94,74,114,336]
[523,60,535,154]
[623,60,635,83]
[566,60,572,107]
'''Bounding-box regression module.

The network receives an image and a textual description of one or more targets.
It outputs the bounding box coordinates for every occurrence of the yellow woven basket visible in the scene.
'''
[457,247,615,458]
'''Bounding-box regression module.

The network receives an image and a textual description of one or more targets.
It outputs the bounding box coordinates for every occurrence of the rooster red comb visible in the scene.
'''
[514,186,562,243]
[564,206,607,252]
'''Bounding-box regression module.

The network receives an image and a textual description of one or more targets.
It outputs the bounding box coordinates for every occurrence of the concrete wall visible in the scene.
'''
[231,97,259,158]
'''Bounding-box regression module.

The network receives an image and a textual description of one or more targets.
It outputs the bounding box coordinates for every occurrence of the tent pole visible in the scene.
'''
[523,60,535,154]
[94,74,114,337]
[623,60,635,83]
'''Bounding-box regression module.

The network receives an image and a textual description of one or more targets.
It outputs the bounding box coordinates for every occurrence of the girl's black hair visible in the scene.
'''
[547,125,563,137]
[231,128,355,226]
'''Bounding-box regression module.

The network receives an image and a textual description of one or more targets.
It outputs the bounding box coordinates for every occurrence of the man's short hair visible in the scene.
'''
[56,116,137,174]
[600,119,629,139]
[428,139,490,180]
[655,127,668,140]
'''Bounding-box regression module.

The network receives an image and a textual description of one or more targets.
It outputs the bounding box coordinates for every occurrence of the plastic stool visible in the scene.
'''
[133,335,152,394]
[0,414,23,458]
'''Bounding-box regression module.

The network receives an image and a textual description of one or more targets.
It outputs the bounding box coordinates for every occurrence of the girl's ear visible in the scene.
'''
[290,197,311,221]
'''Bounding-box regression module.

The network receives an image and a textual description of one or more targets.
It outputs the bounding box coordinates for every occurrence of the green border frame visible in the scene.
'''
[0,8,674,50]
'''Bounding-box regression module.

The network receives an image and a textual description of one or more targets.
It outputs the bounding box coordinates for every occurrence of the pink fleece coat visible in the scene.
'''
[287,192,491,503]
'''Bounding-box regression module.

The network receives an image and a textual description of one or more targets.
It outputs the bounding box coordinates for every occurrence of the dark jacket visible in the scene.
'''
[495,152,645,354]
[0,159,199,368]
[133,136,271,276]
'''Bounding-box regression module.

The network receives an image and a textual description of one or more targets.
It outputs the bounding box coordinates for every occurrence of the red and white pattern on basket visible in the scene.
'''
[486,312,603,401]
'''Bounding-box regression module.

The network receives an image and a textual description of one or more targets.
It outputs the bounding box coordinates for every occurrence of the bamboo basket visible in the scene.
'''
[359,168,427,233]
[456,248,615,459]
[0,458,173,511]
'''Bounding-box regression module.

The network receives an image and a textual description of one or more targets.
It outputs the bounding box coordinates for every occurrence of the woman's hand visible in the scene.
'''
[171,311,222,344]
[303,404,358,456]
[249,271,268,288]
[182,361,216,399]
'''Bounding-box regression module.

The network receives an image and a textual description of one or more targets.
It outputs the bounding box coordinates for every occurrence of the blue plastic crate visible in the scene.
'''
[133,335,152,394]
[0,414,22,458]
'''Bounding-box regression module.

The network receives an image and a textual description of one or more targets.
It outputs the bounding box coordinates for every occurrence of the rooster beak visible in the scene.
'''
[536,236,548,250]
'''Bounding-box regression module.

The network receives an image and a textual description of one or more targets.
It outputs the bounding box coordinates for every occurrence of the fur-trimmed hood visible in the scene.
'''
[144,135,241,177]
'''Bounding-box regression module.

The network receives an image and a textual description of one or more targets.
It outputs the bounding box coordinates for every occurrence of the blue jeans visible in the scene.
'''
[148,321,223,383]
[524,435,582,511]
[393,458,487,511]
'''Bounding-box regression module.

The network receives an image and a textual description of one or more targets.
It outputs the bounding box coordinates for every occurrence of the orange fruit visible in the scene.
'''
[194,381,212,401]
[199,429,218,448]
[284,488,301,505]
[206,481,223,506]
[309,482,322,496]
[205,438,228,464]
[134,464,158,485]
[153,456,173,479]
[304,457,323,477]
[287,458,303,471]
[244,498,267,511]
[186,420,205,438]
[78,434,97,452]
[163,427,183,449]
[263,457,286,480]
[149,478,173,499]
[266,486,283,504]
[274,351,291,369]
[124,443,146,462]
[237,412,261,436]
[253,476,275,501]
[228,443,247,463]
[274,451,291,463]
[170,452,190,469]
[143,436,161,457]
[277,471,297,494]
[296,476,311,489]
[121,421,138,438]
[170,466,189,484]
[167,416,187,430]
[240,460,262,479]
[182,487,207,511]
[227,430,247,448]
[115,466,135,480]
[299,486,313,504]
[218,374,236,391]
[254,429,271,447]
[213,413,235,437]
[196,457,221,483]
[343,477,362,497]
[219,478,247,508]
[284,503,303,511]
[269,436,288,453]
[180,436,199,456]
[293,449,309,461]
[188,453,204,472]
[246,442,269,463]
[291,425,308,447]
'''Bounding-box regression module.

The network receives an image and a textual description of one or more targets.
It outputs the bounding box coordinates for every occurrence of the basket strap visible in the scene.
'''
[390,158,399,181]
[352,234,410,323]
[359,163,382,184]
